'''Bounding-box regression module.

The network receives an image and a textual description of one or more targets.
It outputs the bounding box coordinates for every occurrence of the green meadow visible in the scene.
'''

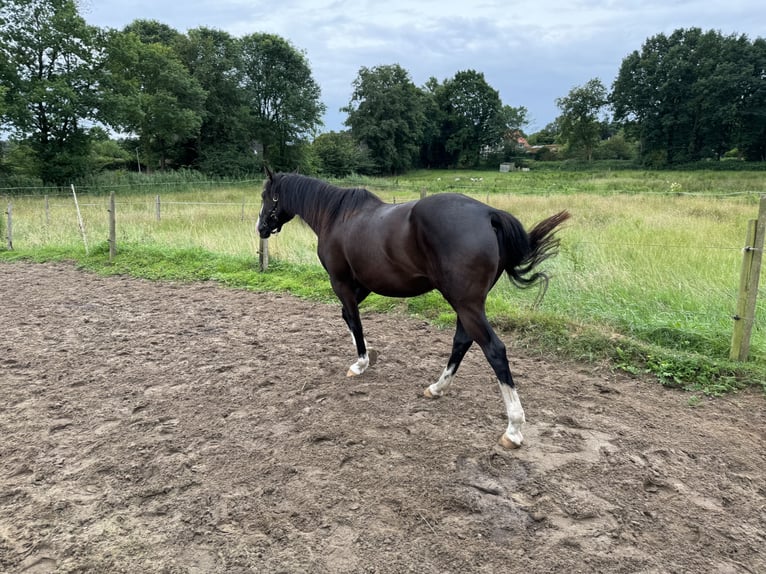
[2,168,764,393]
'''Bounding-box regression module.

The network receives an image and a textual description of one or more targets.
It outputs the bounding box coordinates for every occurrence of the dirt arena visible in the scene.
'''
[1,262,764,573]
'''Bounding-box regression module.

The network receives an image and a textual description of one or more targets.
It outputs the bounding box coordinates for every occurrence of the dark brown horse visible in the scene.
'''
[257,171,570,448]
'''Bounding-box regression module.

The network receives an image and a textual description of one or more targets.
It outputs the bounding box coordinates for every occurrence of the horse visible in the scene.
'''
[256,170,570,449]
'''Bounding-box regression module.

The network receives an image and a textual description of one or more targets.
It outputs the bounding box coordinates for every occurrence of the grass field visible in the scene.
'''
[2,168,764,393]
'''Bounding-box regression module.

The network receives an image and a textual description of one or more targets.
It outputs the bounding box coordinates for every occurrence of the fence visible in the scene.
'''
[731,196,765,360]
[2,183,764,363]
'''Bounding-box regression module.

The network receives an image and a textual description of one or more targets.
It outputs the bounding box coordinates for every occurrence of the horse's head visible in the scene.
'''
[257,169,294,238]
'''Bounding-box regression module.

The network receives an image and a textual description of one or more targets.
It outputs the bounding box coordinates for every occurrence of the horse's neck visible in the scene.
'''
[288,184,345,236]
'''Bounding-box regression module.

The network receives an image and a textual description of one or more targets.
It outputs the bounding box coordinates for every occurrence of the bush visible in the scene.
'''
[312,132,375,177]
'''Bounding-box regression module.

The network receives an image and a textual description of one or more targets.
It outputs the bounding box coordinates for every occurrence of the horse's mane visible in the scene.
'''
[274,173,382,224]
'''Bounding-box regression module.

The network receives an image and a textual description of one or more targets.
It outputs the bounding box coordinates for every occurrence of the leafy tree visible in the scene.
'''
[312,131,373,177]
[343,64,425,174]
[0,85,7,127]
[122,19,183,48]
[490,104,531,165]
[499,104,529,134]
[431,70,506,168]
[739,38,766,161]
[555,78,609,161]
[100,25,206,170]
[0,0,100,184]
[177,27,258,175]
[612,28,764,165]
[594,130,637,160]
[418,77,448,168]
[88,126,131,171]
[528,121,560,146]
[238,33,325,170]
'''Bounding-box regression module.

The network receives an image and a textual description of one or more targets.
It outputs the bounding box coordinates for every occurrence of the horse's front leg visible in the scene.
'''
[334,281,375,377]
[342,306,375,376]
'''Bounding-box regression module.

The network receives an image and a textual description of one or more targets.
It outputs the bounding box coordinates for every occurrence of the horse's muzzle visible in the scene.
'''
[257,223,281,238]
[256,217,273,238]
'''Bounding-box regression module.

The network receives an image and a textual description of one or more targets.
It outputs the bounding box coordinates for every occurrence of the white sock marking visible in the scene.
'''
[347,331,371,375]
[348,353,370,375]
[498,384,525,446]
[427,365,456,397]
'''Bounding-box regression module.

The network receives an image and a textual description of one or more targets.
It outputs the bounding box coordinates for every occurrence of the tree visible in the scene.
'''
[555,78,609,161]
[0,0,100,184]
[343,64,425,174]
[432,70,505,168]
[418,76,449,168]
[312,131,373,177]
[100,25,206,170]
[739,37,766,161]
[528,121,560,146]
[0,85,7,127]
[239,33,325,170]
[122,19,183,47]
[177,27,257,174]
[612,28,764,165]
[499,104,529,135]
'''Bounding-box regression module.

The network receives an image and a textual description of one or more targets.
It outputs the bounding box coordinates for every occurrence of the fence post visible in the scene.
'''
[108,191,116,260]
[5,202,12,250]
[155,195,161,221]
[259,238,269,272]
[730,195,766,361]
[420,187,427,200]
[71,184,89,255]
[45,195,50,225]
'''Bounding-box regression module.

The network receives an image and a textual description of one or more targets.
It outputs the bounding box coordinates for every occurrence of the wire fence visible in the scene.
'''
[2,180,764,362]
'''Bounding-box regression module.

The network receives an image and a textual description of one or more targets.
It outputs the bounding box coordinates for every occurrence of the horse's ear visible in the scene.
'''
[264,164,274,181]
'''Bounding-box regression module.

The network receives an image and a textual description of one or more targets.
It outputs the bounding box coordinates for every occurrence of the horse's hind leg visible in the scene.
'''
[424,318,473,398]
[449,306,526,449]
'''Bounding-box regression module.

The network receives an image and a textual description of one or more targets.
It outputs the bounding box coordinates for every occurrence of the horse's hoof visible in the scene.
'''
[423,387,440,399]
[498,433,522,449]
[346,369,359,377]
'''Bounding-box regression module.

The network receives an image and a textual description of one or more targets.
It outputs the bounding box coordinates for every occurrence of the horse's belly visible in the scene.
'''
[355,266,433,298]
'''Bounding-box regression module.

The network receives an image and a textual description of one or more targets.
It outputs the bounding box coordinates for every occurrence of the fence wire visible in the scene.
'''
[3,181,764,359]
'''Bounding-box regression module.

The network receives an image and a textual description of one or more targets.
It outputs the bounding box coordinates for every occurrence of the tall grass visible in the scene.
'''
[1,170,764,391]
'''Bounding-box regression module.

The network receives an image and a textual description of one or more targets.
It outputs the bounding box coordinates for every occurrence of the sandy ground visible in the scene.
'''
[1,261,764,573]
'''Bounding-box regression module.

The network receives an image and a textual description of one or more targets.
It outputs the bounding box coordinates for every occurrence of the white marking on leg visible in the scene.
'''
[427,365,456,397]
[498,383,525,447]
[347,331,372,375]
[347,353,370,376]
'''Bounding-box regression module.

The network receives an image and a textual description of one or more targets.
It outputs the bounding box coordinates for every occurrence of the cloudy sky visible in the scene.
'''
[80,0,766,133]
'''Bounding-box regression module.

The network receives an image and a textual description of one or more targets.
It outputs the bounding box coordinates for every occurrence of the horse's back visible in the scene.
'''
[412,193,499,252]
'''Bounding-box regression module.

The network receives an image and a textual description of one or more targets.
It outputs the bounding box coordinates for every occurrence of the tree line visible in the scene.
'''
[1,0,764,187]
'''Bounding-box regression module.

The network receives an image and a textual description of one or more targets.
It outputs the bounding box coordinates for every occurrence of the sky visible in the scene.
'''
[80,0,766,134]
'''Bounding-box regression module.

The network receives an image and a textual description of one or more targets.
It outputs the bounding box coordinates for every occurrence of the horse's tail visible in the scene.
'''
[494,209,571,292]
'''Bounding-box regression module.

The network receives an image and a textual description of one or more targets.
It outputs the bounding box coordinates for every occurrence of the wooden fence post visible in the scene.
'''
[730,195,766,361]
[108,191,116,260]
[5,202,12,250]
[259,238,269,272]
[420,187,427,200]
[155,195,161,221]
[71,184,89,255]
[44,195,50,225]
